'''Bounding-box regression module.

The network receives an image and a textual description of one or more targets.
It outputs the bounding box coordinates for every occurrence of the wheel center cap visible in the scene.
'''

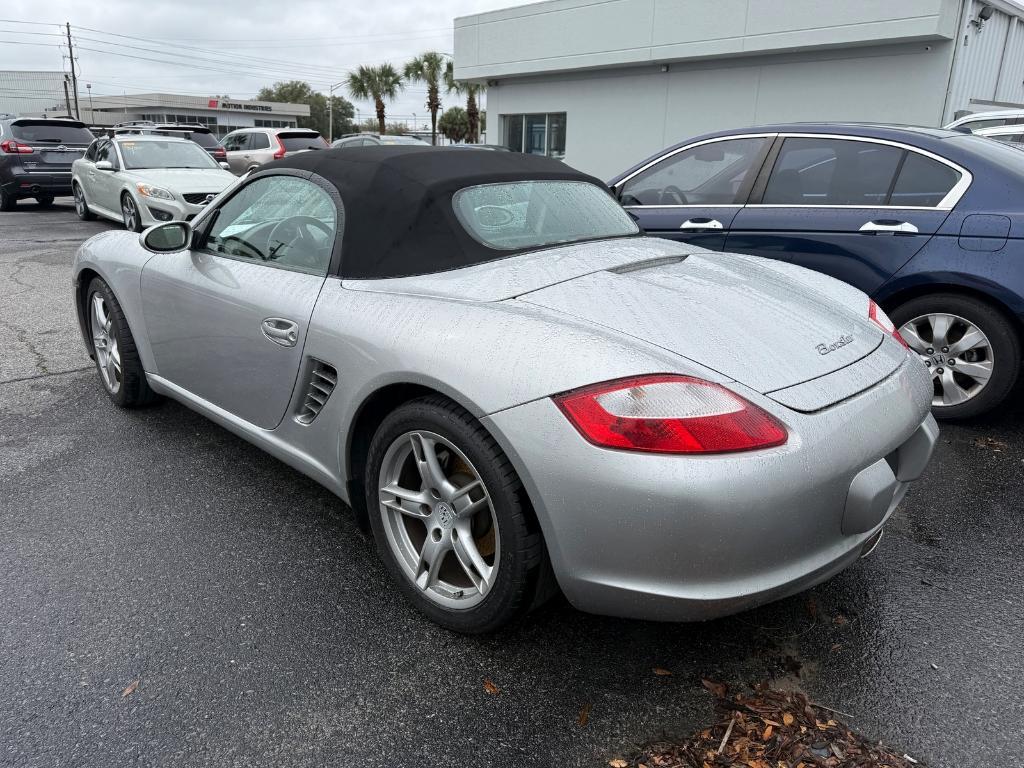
[435,502,456,529]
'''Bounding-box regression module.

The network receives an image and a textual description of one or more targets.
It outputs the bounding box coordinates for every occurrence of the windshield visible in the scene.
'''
[11,121,94,144]
[118,140,219,170]
[453,181,639,251]
[278,132,329,151]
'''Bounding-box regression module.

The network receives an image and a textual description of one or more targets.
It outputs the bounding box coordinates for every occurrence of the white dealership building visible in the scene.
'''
[454,0,1024,178]
[0,73,308,138]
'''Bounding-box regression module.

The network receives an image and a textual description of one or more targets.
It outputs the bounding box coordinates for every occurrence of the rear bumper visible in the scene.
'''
[1,168,74,197]
[483,355,936,622]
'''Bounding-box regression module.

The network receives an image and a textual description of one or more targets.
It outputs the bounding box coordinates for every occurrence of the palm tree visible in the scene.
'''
[347,64,403,136]
[445,60,482,144]
[404,52,448,145]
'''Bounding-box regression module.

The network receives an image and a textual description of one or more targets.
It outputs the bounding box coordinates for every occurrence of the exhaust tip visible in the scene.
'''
[860,529,884,559]
[30,184,41,194]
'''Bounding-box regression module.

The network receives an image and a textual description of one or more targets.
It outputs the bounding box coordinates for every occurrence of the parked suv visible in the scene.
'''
[0,116,96,210]
[220,127,328,175]
[944,109,1024,133]
[113,121,227,163]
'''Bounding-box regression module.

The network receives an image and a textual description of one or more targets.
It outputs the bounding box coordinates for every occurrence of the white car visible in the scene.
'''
[72,134,237,231]
[944,109,1024,133]
[973,124,1024,148]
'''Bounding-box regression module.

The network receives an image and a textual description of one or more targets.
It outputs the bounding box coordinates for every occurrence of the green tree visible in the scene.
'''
[404,52,448,146]
[347,64,403,136]
[256,80,355,138]
[438,107,469,143]
[444,60,482,144]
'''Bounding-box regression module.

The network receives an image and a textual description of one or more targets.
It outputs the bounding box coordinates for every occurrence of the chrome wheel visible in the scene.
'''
[74,186,86,217]
[121,196,138,231]
[90,293,122,394]
[377,430,499,609]
[899,312,993,407]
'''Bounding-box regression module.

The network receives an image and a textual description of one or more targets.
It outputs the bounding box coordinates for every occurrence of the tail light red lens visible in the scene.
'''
[212,146,227,159]
[0,140,33,154]
[553,374,788,455]
[272,136,286,160]
[869,300,908,348]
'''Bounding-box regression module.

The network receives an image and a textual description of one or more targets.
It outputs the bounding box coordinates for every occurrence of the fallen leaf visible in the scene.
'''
[833,614,848,626]
[482,679,499,695]
[782,713,795,726]
[578,703,592,727]
[609,759,628,768]
[121,679,139,698]
[762,724,773,740]
[701,678,728,698]
[652,667,672,676]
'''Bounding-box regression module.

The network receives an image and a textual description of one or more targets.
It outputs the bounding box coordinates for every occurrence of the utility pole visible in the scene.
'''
[65,23,80,120]
[62,75,73,118]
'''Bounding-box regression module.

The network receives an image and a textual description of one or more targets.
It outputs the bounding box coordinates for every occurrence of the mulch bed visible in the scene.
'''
[614,681,923,768]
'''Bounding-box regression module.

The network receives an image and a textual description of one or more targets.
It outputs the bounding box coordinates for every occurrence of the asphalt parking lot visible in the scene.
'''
[2,203,1023,768]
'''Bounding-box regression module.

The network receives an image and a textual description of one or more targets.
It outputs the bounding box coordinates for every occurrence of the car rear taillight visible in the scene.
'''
[212,146,226,159]
[553,374,788,455]
[273,136,286,160]
[0,140,33,154]
[868,300,908,348]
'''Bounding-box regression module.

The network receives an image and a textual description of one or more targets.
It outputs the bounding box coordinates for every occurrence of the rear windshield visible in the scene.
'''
[152,129,219,148]
[118,140,218,170]
[279,132,328,151]
[453,181,639,251]
[10,121,94,145]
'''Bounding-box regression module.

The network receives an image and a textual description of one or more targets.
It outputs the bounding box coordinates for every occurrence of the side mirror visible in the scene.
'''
[140,221,192,253]
[95,160,114,171]
[219,161,231,170]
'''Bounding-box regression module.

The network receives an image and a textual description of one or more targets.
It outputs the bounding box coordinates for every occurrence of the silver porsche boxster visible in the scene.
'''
[72,147,938,633]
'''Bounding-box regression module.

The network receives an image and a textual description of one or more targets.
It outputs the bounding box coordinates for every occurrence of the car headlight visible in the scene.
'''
[135,183,174,201]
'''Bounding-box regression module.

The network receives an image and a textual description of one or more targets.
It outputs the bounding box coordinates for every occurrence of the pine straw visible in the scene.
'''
[623,681,922,768]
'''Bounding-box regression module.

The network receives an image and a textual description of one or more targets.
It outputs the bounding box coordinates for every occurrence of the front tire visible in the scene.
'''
[121,193,142,232]
[891,293,1020,419]
[73,183,95,220]
[86,277,158,408]
[365,396,548,633]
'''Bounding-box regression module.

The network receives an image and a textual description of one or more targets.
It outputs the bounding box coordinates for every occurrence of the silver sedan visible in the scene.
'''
[71,146,937,633]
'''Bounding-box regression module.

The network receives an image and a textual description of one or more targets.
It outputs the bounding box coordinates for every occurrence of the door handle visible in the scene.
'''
[680,218,724,230]
[261,318,299,347]
[859,220,919,235]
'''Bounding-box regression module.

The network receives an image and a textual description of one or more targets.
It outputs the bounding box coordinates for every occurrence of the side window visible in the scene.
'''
[890,152,962,207]
[84,141,98,162]
[251,132,271,150]
[620,138,768,206]
[204,176,339,276]
[224,133,246,152]
[762,138,902,206]
[95,140,119,169]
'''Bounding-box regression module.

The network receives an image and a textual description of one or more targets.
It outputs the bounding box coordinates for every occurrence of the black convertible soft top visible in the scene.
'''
[269,145,611,279]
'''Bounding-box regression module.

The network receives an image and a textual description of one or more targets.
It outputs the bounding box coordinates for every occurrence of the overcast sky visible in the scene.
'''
[0,0,517,129]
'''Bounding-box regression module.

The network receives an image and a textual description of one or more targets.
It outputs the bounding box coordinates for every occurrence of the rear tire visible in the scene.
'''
[365,396,549,633]
[0,189,15,212]
[890,293,1020,420]
[74,183,95,220]
[85,277,158,408]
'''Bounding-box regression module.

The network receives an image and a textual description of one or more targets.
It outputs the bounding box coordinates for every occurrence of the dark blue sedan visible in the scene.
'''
[609,124,1024,419]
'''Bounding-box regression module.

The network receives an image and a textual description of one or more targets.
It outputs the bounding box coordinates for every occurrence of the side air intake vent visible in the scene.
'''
[295,361,338,425]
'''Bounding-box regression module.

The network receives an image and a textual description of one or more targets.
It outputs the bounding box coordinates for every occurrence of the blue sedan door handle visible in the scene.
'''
[261,317,299,347]
[859,219,919,235]
[680,218,724,230]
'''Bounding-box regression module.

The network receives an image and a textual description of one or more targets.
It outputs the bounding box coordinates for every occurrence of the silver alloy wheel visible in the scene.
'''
[377,430,499,609]
[121,196,137,231]
[74,185,85,217]
[899,312,993,407]
[90,293,122,394]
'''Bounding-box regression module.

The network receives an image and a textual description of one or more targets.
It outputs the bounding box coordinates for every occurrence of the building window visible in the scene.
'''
[254,119,296,128]
[502,113,566,159]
